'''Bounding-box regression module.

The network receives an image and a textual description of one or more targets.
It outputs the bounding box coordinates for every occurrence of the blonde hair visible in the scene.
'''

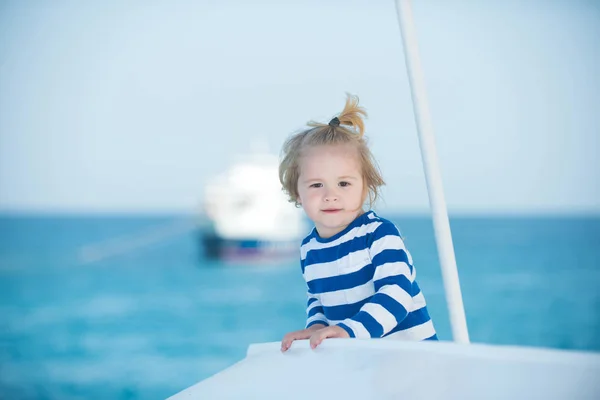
[279,94,385,207]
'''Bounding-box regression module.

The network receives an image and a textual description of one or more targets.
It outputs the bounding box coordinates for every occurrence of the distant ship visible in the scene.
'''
[200,150,307,262]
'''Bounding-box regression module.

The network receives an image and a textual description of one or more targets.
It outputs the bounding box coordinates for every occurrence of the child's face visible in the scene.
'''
[297,144,366,238]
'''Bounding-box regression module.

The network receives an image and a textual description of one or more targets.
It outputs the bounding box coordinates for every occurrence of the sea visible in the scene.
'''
[0,214,599,399]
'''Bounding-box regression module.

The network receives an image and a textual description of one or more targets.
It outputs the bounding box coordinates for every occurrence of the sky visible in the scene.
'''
[0,0,598,214]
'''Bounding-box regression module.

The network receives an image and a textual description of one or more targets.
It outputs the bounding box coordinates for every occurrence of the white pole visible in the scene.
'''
[394,0,470,343]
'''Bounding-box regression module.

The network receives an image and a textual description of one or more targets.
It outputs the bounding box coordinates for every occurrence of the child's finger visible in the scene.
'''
[282,333,300,351]
[281,338,291,352]
[310,331,323,349]
[281,339,293,350]
[311,337,322,349]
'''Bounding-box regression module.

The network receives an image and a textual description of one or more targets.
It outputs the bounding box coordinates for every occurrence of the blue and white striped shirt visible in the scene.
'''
[301,211,437,341]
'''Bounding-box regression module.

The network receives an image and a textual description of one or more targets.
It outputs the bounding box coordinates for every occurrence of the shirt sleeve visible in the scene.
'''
[305,291,329,329]
[301,255,329,329]
[336,221,414,338]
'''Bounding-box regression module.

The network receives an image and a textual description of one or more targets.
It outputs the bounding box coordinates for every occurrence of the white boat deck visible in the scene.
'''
[168,339,600,399]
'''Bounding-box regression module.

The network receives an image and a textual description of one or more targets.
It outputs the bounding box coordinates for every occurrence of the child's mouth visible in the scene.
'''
[322,209,342,214]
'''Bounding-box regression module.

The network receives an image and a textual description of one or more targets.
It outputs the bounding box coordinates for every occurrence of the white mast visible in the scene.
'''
[394,0,470,343]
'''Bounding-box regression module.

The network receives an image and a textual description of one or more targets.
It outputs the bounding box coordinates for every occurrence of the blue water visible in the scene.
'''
[1,214,599,399]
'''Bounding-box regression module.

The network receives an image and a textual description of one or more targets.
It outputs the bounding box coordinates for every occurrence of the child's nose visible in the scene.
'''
[324,189,338,202]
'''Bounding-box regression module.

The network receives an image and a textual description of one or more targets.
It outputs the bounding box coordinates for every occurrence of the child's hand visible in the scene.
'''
[281,324,326,352]
[309,325,350,349]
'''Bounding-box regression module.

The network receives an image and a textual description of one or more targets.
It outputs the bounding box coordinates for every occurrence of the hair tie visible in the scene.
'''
[328,117,340,127]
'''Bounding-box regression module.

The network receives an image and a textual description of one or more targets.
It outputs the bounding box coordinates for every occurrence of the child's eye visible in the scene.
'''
[339,181,351,187]
[310,183,322,188]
